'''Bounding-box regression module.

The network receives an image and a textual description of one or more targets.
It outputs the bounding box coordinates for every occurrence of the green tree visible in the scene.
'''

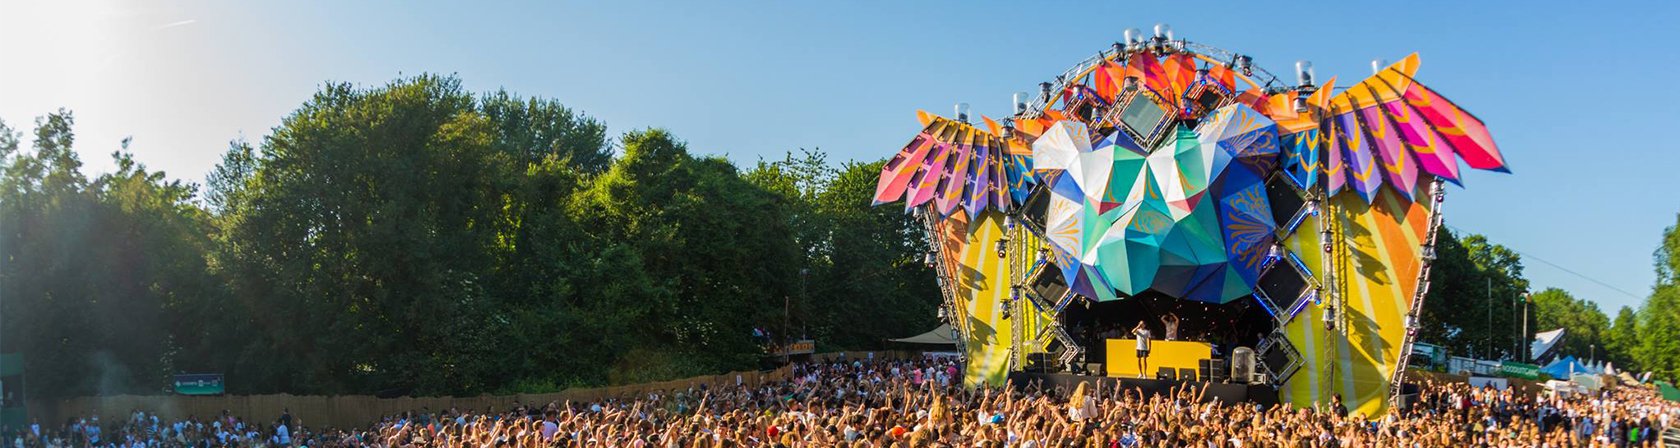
[1606,306,1641,371]
[219,76,514,394]
[1419,229,1530,361]
[0,113,224,397]
[1638,213,1680,382]
[1528,288,1609,363]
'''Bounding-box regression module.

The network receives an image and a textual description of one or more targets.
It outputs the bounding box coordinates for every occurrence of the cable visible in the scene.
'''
[1444,224,1644,301]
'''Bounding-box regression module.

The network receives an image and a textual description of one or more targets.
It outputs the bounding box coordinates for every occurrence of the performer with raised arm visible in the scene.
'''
[1133,320,1152,379]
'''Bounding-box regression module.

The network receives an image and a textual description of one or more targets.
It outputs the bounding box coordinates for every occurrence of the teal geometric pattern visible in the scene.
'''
[1034,104,1281,303]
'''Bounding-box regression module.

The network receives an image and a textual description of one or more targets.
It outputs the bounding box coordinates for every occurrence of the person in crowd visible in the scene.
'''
[22,356,1680,447]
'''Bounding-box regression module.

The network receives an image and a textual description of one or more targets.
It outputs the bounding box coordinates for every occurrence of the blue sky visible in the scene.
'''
[2,1,1677,312]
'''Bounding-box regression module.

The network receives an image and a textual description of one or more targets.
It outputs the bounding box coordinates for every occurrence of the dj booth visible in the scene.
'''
[1102,338,1245,385]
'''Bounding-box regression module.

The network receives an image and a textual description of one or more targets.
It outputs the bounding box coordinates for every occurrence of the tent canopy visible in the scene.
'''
[1531,328,1564,363]
[1541,356,1592,379]
[891,323,958,346]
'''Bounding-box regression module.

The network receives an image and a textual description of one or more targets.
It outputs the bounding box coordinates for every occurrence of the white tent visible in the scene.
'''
[1531,328,1565,362]
[890,323,959,346]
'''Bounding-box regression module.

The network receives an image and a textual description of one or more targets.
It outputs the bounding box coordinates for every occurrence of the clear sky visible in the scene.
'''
[3,0,1677,313]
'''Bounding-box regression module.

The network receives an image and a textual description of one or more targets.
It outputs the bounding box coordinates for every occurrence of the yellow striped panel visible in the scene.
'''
[1280,187,1432,416]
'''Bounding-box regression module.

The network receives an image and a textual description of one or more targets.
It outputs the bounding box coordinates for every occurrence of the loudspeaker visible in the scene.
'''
[1179,368,1197,382]
[1208,359,1229,383]
[1027,353,1054,373]
[1087,363,1104,376]
[1198,359,1212,381]
[1157,367,1177,381]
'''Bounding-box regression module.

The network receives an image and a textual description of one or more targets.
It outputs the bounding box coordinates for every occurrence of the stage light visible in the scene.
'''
[1420,244,1436,262]
[1294,95,1310,114]
[1153,23,1173,42]
[1111,42,1124,60]
[1267,244,1283,261]
[1323,303,1336,331]
[925,252,936,267]
[938,306,947,320]
[1371,58,1388,75]
[996,237,1009,259]
[1295,60,1315,87]
[1013,92,1030,115]
[1236,55,1253,76]
[1123,28,1143,49]
[1122,76,1140,94]
[1321,228,1333,253]
[1040,82,1053,102]
[1037,245,1048,260]
[1304,199,1320,216]
[1001,119,1015,138]
[955,102,971,124]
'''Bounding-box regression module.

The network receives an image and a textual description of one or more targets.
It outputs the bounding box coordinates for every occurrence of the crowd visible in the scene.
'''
[9,408,310,447]
[10,356,1678,447]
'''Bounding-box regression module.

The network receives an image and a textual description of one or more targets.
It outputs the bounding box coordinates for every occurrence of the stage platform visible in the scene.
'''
[1105,339,1212,378]
[1007,372,1280,408]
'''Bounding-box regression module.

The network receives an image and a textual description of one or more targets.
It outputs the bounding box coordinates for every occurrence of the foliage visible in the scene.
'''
[1637,213,1680,382]
[1528,288,1609,362]
[0,76,936,398]
[1418,229,1531,361]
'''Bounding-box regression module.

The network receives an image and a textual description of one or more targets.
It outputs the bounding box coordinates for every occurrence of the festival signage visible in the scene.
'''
[173,373,225,395]
[1500,362,1542,380]
[783,340,815,356]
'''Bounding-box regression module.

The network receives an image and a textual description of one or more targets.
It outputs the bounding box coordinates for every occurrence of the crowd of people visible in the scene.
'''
[10,408,307,447]
[9,356,1679,447]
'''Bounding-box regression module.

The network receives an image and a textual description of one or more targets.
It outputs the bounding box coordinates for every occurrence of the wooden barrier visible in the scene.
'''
[27,367,789,430]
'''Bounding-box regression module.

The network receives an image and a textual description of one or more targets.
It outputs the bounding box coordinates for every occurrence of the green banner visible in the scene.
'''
[1500,361,1541,380]
[173,374,224,395]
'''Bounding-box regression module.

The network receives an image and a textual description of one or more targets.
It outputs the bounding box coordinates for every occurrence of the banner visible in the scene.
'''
[173,374,224,396]
[1500,361,1541,380]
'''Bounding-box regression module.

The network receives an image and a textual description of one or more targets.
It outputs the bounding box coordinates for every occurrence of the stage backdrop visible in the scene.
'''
[937,211,1055,387]
[1279,185,1432,417]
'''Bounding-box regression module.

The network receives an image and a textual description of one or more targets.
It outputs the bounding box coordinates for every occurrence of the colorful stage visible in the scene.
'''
[873,26,1508,414]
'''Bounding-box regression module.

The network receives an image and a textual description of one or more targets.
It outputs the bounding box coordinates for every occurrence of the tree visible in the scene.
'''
[1606,306,1641,371]
[1638,213,1680,382]
[1528,288,1609,363]
[1418,229,1531,361]
[1638,285,1680,382]
[0,113,224,397]
[219,75,515,394]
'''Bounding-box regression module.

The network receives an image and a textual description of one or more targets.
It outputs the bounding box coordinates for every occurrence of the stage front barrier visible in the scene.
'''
[1105,339,1211,378]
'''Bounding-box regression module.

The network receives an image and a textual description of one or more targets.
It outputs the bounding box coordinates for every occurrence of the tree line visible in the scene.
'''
[0,75,937,398]
[0,74,1676,398]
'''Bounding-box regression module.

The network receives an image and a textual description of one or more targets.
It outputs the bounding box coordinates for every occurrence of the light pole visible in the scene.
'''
[1520,292,1529,363]
[799,269,808,339]
[1485,278,1492,359]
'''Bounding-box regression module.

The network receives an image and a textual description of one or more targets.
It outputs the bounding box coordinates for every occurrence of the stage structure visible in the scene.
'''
[871,26,1508,414]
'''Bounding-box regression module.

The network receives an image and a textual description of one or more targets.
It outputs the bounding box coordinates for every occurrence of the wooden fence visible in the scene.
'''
[27,367,788,430]
[25,350,931,429]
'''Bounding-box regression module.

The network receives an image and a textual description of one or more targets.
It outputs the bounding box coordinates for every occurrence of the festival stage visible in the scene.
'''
[875,28,1510,415]
[1008,372,1280,408]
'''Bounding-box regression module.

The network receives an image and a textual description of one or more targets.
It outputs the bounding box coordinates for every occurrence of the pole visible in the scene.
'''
[1521,295,1529,363]
[1485,278,1492,359]
[800,269,808,339]
[783,294,790,366]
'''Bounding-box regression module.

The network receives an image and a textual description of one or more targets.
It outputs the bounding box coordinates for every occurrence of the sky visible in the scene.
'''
[2,0,1678,313]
